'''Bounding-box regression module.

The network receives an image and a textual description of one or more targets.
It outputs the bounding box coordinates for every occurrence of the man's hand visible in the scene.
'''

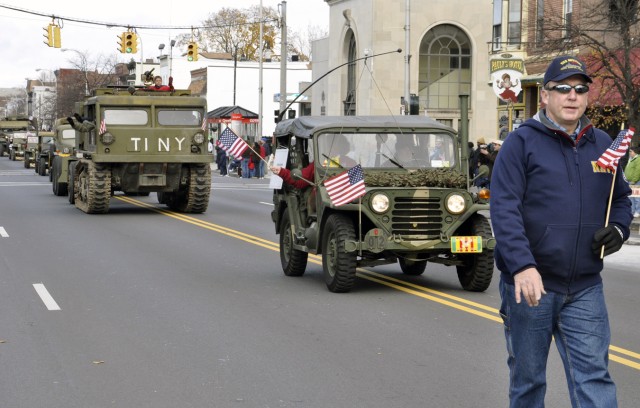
[514,267,546,307]
[592,225,624,257]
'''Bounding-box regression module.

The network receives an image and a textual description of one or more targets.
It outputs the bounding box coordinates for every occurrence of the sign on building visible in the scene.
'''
[490,58,524,104]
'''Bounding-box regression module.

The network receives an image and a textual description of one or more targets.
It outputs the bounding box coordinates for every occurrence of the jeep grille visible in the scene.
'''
[391,197,442,239]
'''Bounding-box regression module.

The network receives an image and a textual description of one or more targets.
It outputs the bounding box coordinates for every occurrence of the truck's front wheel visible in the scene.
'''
[456,215,494,292]
[279,211,308,276]
[322,214,357,293]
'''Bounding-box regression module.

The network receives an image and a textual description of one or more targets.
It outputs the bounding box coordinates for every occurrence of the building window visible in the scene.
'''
[418,24,472,110]
[507,0,522,46]
[343,31,357,116]
[536,0,544,46]
[493,0,502,51]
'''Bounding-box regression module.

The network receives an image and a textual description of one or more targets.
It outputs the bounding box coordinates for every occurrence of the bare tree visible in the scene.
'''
[534,0,640,144]
[288,25,328,62]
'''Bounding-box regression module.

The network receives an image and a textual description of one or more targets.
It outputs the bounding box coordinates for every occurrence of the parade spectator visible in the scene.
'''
[241,141,251,179]
[490,55,632,407]
[624,146,640,217]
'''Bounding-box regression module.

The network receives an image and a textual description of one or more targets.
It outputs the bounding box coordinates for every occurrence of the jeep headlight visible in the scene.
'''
[100,132,115,145]
[62,147,70,154]
[370,193,390,213]
[193,132,205,145]
[445,193,466,214]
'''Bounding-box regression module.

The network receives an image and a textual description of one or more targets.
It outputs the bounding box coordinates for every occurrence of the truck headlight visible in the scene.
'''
[101,132,115,145]
[370,193,390,213]
[193,132,205,145]
[445,193,466,214]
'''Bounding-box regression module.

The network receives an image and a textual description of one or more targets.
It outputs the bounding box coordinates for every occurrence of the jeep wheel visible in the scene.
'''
[75,161,111,214]
[68,161,76,204]
[38,157,47,176]
[23,153,30,168]
[399,258,427,276]
[0,145,4,157]
[279,211,308,276]
[322,213,357,293]
[456,215,494,292]
[52,157,68,196]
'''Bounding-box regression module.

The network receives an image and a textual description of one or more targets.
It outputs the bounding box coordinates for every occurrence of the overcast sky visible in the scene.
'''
[0,0,329,88]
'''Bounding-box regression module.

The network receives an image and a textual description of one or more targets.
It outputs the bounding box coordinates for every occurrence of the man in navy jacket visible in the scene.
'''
[490,55,632,408]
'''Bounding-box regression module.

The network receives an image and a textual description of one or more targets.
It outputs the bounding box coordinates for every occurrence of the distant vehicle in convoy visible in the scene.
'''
[50,118,77,196]
[69,87,212,213]
[34,131,54,176]
[0,116,36,160]
[25,131,53,171]
[270,100,495,293]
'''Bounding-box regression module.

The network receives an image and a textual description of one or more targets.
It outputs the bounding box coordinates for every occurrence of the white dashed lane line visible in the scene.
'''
[33,283,61,311]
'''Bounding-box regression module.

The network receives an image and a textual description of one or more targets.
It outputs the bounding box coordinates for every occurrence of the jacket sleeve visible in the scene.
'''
[489,133,537,276]
[279,163,315,190]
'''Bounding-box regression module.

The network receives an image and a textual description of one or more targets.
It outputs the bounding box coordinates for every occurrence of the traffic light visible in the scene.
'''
[117,33,126,53]
[43,24,53,47]
[125,32,137,54]
[43,24,61,48]
[187,42,198,61]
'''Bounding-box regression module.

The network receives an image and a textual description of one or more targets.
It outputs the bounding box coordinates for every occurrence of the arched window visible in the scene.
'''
[418,24,472,110]
[343,31,357,116]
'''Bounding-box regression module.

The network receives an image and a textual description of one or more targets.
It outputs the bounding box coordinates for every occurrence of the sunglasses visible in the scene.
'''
[546,84,590,94]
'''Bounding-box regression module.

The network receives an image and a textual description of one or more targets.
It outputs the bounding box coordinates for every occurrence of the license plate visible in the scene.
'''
[451,236,483,253]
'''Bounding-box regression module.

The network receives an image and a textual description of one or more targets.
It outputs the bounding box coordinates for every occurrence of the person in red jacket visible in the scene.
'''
[147,76,173,91]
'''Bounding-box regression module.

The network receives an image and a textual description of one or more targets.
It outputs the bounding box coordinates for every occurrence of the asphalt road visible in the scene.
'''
[0,159,638,408]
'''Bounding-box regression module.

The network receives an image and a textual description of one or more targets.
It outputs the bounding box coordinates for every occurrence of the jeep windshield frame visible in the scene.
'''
[315,131,457,170]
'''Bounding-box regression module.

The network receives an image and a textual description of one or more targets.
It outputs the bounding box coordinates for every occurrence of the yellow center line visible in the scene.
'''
[115,196,640,371]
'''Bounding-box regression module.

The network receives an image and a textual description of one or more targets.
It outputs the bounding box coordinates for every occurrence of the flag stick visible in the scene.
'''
[600,167,618,259]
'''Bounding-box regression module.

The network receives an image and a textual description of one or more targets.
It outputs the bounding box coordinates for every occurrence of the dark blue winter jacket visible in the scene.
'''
[490,111,632,294]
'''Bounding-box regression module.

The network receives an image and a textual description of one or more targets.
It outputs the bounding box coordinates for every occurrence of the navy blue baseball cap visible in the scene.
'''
[543,56,592,86]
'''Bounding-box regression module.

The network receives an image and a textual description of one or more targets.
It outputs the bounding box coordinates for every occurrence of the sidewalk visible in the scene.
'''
[628,218,640,246]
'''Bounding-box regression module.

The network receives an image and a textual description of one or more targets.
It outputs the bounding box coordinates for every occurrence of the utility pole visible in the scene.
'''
[279,1,287,116]
[404,0,411,115]
[258,0,264,142]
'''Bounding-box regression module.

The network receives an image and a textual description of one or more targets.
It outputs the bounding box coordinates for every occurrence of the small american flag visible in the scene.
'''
[596,128,634,171]
[99,119,107,135]
[201,117,208,131]
[324,164,366,207]
[216,127,248,157]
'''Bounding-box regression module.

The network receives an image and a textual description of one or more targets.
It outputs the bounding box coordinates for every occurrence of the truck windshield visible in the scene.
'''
[316,132,456,169]
[157,110,203,126]
[104,109,148,125]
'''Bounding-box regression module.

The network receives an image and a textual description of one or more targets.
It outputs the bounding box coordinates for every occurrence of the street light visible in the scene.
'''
[61,48,90,96]
[232,42,244,106]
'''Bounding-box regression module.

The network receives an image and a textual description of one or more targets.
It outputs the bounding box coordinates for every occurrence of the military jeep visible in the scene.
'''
[70,88,212,213]
[271,115,495,293]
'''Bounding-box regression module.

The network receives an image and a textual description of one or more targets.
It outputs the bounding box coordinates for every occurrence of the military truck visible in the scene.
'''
[50,118,78,196]
[0,116,35,159]
[271,109,495,293]
[34,131,54,175]
[69,87,212,213]
[25,131,53,170]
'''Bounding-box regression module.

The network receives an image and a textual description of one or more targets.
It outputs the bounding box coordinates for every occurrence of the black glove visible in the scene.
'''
[592,225,624,257]
[74,113,84,122]
[66,117,77,130]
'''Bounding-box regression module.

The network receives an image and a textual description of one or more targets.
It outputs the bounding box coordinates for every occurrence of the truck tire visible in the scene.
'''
[75,161,111,214]
[456,215,494,292]
[38,157,47,176]
[24,152,30,168]
[9,149,15,161]
[279,210,308,276]
[167,164,211,213]
[0,144,4,157]
[68,161,77,204]
[322,213,357,293]
[399,258,427,275]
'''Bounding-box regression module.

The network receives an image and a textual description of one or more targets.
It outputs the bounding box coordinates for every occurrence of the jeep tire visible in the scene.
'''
[279,210,308,276]
[456,215,494,292]
[322,213,357,293]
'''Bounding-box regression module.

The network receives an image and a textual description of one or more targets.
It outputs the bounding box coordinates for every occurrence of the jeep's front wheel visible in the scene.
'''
[399,258,427,275]
[322,214,357,293]
[279,211,308,276]
[456,215,494,292]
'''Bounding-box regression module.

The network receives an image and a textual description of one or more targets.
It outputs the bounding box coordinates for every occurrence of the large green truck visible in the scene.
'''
[69,87,212,213]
